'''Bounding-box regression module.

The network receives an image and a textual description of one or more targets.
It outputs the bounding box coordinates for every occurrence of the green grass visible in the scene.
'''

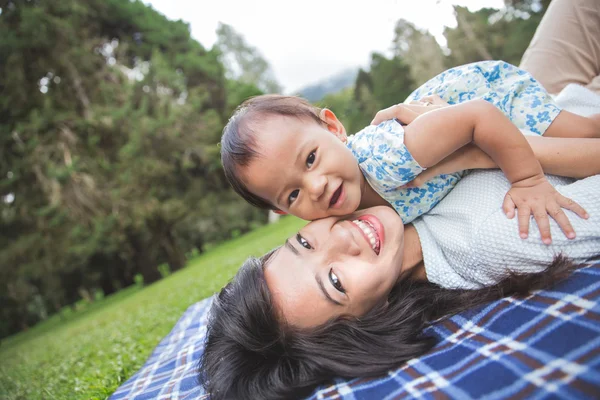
[0,216,305,400]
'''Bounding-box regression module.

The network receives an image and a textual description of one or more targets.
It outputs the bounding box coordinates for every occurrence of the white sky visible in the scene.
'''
[144,0,504,93]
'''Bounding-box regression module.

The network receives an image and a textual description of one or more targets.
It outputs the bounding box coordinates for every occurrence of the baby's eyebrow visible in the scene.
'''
[284,238,300,256]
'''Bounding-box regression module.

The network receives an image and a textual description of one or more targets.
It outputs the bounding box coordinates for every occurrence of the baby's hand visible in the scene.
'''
[370,95,449,125]
[503,175,589,244]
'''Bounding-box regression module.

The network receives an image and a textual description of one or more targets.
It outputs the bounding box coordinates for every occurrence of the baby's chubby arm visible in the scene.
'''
[371,100,600,182]
[403,100,588,244]
[370,96,600,180]
[403,137,600,187]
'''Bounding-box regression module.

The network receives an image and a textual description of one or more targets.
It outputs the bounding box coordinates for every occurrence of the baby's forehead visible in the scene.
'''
[248,115,322,148]
[249,111,320,130]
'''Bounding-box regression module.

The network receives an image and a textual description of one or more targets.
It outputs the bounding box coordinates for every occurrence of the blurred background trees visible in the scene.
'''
[0,0,549,338]
[0,0,266,337]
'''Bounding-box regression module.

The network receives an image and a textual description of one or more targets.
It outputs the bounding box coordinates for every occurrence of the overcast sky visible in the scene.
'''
[144,0,504,93]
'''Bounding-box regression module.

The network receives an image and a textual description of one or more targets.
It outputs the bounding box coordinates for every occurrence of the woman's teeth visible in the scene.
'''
[352,219,380,253]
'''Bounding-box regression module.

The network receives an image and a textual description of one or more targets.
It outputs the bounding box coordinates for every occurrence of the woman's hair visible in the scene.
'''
[198,254,579,400]
[220,95,323,209]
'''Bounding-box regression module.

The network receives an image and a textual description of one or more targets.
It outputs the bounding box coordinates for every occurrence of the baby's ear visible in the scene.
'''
[319,108,348,143]
[273,209,287,215]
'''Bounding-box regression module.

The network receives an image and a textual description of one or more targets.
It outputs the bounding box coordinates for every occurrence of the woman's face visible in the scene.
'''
[264,206,406,328]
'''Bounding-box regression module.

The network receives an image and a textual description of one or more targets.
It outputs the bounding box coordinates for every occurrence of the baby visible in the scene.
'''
[221,61,599,243]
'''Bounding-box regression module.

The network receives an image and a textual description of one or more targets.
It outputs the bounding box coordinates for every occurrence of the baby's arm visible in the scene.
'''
[406,137,600,187]
[403,99,588,244]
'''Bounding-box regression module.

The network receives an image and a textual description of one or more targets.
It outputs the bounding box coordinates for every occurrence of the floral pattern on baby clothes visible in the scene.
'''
[406,60,562,136]
[347,60,562,224]
[347,119,463,224]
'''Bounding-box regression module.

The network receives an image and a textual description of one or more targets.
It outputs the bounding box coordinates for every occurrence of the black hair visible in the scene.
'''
[220,95,324,210]
[198,253,580,399]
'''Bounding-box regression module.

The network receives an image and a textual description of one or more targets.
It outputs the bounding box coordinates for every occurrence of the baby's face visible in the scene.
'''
[240,114,365,220]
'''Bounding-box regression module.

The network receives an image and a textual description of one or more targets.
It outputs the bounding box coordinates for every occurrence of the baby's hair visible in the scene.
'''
[220,94,323,209]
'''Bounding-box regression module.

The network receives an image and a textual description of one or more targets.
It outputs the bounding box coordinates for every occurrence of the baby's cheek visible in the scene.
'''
[296,206,328,221]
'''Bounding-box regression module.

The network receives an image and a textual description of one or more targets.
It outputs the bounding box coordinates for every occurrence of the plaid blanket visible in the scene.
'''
[111,262,600,400]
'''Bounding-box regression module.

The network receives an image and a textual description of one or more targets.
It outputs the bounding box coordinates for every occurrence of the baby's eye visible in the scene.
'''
[288,189,299,205]
[329,269,345,293]
[306,151,316,168]
[296,233,312,249]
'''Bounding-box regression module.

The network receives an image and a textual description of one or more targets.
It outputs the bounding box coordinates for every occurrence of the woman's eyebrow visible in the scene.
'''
[316,274,342,306]
[283,238,340,306]
[284,238,300,256]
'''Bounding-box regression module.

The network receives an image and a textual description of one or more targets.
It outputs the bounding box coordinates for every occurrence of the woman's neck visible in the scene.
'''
[402,224,426,281]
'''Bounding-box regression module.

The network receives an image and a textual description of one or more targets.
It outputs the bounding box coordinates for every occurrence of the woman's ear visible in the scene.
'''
[319,108,348,143]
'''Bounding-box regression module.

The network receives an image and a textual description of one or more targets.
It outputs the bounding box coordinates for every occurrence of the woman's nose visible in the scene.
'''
[327,222,361,257]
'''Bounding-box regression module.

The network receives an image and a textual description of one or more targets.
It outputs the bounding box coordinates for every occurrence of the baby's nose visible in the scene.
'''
[306,175,326,201]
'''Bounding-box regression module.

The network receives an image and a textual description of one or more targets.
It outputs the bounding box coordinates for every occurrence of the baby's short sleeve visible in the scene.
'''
[348,119,463,224]
[347,119,426,193]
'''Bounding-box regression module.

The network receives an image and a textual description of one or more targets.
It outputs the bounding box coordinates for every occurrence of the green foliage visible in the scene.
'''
[0,0,269,339]
[134,274,144,288]
[444,5,544,68]
[319,54,413,134]
[392,19,446,86]
[157,263,170,279]
[0,215,304,400]
[215,22,282,93]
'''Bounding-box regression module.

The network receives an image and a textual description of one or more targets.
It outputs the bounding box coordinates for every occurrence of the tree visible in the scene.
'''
[444,4,547,68]
[392,19,446,87]
[215,22,282,93]
[324,53,414,134]
[368,53,415,110]
[0,0,265,337]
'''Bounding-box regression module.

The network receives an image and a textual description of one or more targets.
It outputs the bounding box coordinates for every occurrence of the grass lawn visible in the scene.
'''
[0,216,304,400]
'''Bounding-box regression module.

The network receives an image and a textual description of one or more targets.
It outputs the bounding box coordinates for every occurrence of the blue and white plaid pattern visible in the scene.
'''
[111,263,600,399]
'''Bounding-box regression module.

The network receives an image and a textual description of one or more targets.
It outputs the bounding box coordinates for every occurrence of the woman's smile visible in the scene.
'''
[350,215,383,254]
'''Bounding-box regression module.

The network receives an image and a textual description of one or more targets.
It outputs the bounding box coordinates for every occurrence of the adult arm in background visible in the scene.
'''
[519,0,600,95]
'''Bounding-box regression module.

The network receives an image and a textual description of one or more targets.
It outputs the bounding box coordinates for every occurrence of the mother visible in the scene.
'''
[199,166,600,398]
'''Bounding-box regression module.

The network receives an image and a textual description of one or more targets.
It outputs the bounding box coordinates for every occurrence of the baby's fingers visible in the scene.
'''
[547,205,575,240]
[532,206,552,245]
[517,205,531,239]
[558,195,589,220]
[502,194,516,219]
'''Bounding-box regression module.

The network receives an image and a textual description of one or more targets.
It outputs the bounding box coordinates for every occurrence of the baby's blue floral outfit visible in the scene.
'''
[346,60,562,224]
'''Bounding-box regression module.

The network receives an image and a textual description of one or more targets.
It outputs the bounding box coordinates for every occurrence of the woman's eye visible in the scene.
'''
[288,189,299,205]
[306,151,316,168]
[296,233,312,250]
[329,269,345,293]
